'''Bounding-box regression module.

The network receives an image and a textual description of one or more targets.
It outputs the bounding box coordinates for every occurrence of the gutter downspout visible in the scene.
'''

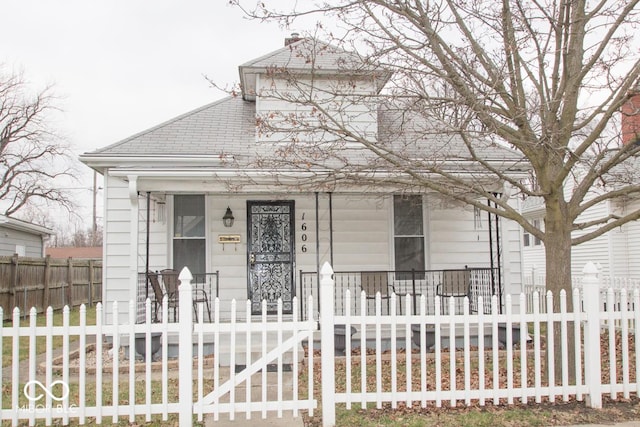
[315,192,320,316]
[146,192,151,301]
[329,192,334,267]
[128,176,139,323]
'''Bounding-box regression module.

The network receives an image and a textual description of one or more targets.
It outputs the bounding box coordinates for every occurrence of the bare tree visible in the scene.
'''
[232,0,640,381]
[235,0,640,299]
[0,67,76,217]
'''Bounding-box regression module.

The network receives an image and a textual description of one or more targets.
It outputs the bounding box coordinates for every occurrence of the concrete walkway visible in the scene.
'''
[204,412,305,427]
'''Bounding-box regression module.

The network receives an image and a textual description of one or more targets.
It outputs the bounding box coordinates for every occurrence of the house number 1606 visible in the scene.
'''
[301,213,308,252]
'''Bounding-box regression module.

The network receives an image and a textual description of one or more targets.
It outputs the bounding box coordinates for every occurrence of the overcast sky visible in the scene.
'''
[1,1,304,233]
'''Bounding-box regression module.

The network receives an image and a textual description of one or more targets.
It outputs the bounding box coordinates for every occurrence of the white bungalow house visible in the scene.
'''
[80,36,529,325]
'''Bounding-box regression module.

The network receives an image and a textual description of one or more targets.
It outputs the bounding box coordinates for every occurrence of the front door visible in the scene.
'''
[247,201,295,314]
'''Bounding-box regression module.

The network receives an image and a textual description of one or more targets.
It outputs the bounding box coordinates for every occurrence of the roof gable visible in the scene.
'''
[239,38,390,100]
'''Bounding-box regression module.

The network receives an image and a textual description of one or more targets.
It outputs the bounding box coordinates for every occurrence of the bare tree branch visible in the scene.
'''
[0,67,77,218]
[233,0,640,302]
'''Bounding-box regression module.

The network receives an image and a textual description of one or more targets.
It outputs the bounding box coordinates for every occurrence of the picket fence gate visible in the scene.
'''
[1,262,640,427]
[0,268,318,426]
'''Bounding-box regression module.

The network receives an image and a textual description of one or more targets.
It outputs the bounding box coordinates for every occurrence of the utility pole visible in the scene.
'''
[92,170,97,244]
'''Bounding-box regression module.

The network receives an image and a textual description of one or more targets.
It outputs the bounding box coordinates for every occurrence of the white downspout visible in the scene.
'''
[128,176,139,323]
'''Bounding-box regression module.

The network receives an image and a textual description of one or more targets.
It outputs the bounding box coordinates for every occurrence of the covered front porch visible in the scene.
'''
[99,179,522,326]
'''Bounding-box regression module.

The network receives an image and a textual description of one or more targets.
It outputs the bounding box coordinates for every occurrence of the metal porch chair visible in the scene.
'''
[160,268,212,322]
[160,269,180,321]
[436,269,471,315]
[361,271,391,315]
[146,271,165,322]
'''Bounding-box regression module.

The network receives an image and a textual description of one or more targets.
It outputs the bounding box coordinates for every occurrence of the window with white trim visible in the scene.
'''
[393,195,425,274]
[173,195,206,274]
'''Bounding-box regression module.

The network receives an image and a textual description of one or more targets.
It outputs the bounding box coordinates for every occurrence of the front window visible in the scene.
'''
[173,195,206,274]
[394,195,425,276]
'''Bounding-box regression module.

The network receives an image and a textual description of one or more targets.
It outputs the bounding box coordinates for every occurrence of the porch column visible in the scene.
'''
[128,176,139,309]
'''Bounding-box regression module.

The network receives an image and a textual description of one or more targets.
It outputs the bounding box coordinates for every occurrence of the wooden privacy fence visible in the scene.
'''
[0,255,102,320]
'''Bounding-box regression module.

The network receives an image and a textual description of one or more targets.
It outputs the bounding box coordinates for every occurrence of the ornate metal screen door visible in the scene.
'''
[247,201,295,314]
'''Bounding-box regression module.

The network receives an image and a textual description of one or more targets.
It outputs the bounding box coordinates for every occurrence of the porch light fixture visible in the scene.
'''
[223,206,235,228]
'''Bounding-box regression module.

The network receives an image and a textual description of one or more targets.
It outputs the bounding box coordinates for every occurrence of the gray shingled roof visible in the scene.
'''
[82,39,527,177]
[83,94,526,174]
[378,103,526,165]
[86,96,255,157]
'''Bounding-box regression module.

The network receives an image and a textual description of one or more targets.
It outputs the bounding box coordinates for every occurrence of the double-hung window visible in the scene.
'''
[173,195,206,274]
[393,195,425,276]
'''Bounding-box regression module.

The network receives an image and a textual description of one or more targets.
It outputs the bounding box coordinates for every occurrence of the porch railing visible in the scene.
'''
[136,271,219,322]
[298,267,501,321]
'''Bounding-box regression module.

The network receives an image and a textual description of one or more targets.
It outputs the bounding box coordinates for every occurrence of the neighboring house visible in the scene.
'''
[80,36,529,324]
[0,215,53,257]
[521,195,640,283]
[521,86,640,283]
[46,246,103,260]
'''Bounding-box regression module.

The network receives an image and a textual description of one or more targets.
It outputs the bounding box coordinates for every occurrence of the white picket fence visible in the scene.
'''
[524,273,640,314]
[2,263,640,427]
[0,268,317,426]
[319,261,640,426]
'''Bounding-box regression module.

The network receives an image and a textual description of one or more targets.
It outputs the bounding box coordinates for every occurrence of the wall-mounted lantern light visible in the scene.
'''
[222,206,235,228]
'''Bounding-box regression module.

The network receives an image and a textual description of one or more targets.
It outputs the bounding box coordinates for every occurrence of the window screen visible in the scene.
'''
[173,195,206,274]
[393,195,425,275]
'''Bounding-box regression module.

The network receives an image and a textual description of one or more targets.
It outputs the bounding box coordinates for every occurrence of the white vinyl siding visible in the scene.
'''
[329,194,391,271]
[102,176,133,324]
[428,198,491,269]
[256,76,378,145]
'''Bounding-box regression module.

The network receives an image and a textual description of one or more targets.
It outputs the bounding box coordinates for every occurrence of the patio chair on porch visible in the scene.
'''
[192,287,212,323]
[147,271,165,322]
[160,269,180,321]
[436,269,471,315]
[361,271,391,315]
[160,268,212,322]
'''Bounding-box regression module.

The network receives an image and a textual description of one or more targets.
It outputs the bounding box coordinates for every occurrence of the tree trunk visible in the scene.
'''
[544,199,576,383]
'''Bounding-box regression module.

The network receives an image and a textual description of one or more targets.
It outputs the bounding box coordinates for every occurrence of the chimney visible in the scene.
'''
[284,32,301,46]
[621,87,640,146]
